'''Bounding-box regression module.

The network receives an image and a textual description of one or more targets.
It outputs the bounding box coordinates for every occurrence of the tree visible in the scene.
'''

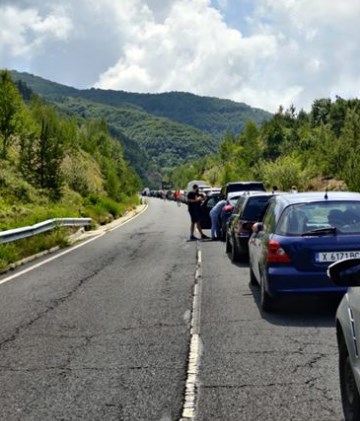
[310,98,331,127]
[0,70,24,158]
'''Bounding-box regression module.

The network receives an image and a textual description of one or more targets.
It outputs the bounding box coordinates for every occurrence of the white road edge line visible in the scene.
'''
[107,203,148,232]
[0,203,148,287]
[0,233,105,287]
[180,247,202,421]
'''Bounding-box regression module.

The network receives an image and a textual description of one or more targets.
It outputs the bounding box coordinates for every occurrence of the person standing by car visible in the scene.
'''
[174,190,181,206]
[209,199,226,240]
[187,184,209,241]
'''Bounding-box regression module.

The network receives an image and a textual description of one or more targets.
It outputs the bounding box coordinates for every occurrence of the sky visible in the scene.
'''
[1,0,360,113]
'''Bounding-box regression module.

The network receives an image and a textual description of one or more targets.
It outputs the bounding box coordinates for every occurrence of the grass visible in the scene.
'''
[0,227,70,271]
[0,194,141,271]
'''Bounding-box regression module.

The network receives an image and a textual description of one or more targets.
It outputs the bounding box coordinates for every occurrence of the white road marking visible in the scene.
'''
[0,233,105,287]
[107,203,148,232]
[180,247,202,421]
[0,203,148,287]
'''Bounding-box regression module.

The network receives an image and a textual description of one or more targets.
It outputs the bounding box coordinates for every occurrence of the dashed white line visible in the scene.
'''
[180,247,202,421]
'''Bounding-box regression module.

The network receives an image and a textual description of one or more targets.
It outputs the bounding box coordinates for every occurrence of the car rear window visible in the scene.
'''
[227,183,265,193]
[242,196,272,220]
[229,196,241,206]
[276,201,360,236]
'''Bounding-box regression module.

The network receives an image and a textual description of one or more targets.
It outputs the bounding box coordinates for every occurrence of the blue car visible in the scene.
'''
[249,192,360,311]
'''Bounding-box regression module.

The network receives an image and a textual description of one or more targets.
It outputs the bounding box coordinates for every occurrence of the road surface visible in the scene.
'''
[0,198,344,420]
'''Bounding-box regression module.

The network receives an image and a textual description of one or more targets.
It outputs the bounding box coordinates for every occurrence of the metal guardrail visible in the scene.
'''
[0,218,92,244]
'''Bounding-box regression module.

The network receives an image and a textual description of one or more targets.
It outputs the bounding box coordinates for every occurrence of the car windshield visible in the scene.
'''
[242,196,272,220]
[276,201,360,236]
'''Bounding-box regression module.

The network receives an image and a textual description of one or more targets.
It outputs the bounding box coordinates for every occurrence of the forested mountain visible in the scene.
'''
[10,70,272,185]
[52,96,217,169]
[11,71,271,138]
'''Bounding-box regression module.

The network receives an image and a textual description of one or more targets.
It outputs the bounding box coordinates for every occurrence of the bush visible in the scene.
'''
[256,154,314,191]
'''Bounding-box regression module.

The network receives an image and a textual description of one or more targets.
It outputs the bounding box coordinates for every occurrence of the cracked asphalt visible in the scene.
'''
[0,198,344,420]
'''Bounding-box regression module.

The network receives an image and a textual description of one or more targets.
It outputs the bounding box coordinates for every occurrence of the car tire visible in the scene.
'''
[231,237,241,262]
[225,233,231,253]
[221,223,226,241]
[250,267,258,286]
[260,276,274,312]
[339,335,360,421]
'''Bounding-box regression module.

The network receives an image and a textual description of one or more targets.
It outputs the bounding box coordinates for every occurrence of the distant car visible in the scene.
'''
[199,192,221,229]
[249,191,360,311]
[328,258,360,421]
[220,181,266,199]
[226,192,275,262]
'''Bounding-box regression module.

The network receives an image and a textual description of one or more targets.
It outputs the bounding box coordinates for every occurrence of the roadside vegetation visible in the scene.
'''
[169,99,360,192]
[0,70,141,270]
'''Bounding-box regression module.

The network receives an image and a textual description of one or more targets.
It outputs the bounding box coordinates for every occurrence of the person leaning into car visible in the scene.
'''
[209,199,226,240]
[187,184,209,241]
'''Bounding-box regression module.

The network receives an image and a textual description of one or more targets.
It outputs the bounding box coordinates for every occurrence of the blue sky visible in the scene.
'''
[211,0,255,35]
[1,0,360,112]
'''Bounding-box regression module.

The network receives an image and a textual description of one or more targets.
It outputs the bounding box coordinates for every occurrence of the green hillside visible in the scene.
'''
[53,96,217,169]
[0,69,142,269]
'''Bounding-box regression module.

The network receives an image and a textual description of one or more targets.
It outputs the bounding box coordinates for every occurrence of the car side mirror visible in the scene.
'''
[327,258,360,286]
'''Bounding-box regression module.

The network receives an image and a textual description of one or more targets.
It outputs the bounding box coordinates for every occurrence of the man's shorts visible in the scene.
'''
[189,210,201,223]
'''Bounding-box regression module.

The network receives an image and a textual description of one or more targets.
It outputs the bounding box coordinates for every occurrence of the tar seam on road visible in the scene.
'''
[0,203,148,288]
[180,245,202,421]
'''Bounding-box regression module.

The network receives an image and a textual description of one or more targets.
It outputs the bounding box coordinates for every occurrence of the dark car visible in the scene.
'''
[220,181,266,199]
[219,192,245,240]
[199,192,221,229]
[249,191,360,311]
[226,192,275,262]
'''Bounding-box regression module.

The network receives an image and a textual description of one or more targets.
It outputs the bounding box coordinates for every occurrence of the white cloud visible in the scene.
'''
[95,0,278,106]
[0,5,72,57]
[1,0,360,112]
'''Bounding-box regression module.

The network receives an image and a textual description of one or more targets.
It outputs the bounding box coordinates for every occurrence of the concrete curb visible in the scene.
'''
[0,203,148,275]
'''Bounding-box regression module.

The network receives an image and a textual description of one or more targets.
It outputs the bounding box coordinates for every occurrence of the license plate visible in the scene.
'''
[316,250,360,263]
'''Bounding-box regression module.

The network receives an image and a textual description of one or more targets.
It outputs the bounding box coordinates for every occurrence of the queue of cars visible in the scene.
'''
[147,179,360,418]
[198,182,360,420]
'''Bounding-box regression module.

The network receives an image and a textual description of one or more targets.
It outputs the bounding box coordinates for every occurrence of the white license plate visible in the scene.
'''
[316,250,360,263]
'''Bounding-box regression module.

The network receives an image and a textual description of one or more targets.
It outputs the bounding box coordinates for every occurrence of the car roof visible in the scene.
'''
[275,191,360,205]
[226,181,264,186]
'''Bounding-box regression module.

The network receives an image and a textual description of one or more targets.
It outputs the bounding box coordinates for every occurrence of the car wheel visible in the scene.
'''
[339,336,360,421]
[221,223,226,241]
[260,276,274,312]
[225,233,231,252]
[231,237,241,262]
[250,267,258,286]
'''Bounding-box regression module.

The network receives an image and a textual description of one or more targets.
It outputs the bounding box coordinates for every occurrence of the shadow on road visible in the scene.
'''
[248,281,342,328]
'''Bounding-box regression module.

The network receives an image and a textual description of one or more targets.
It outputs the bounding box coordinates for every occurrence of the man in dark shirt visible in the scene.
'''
[187,184,209,240]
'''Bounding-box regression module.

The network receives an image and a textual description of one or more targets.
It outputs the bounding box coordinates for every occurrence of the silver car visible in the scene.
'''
[328,258,360,421]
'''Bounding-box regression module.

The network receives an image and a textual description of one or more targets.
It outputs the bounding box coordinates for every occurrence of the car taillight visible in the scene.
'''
[223,205,234,212]
[266,240,291,263]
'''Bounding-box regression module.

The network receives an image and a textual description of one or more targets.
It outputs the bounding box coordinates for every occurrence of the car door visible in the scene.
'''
[249,201,276,282]
[200,194,220,229]
[228,196,246,247]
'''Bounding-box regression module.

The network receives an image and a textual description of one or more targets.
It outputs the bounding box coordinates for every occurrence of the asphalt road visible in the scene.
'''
[0,198,344,420]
